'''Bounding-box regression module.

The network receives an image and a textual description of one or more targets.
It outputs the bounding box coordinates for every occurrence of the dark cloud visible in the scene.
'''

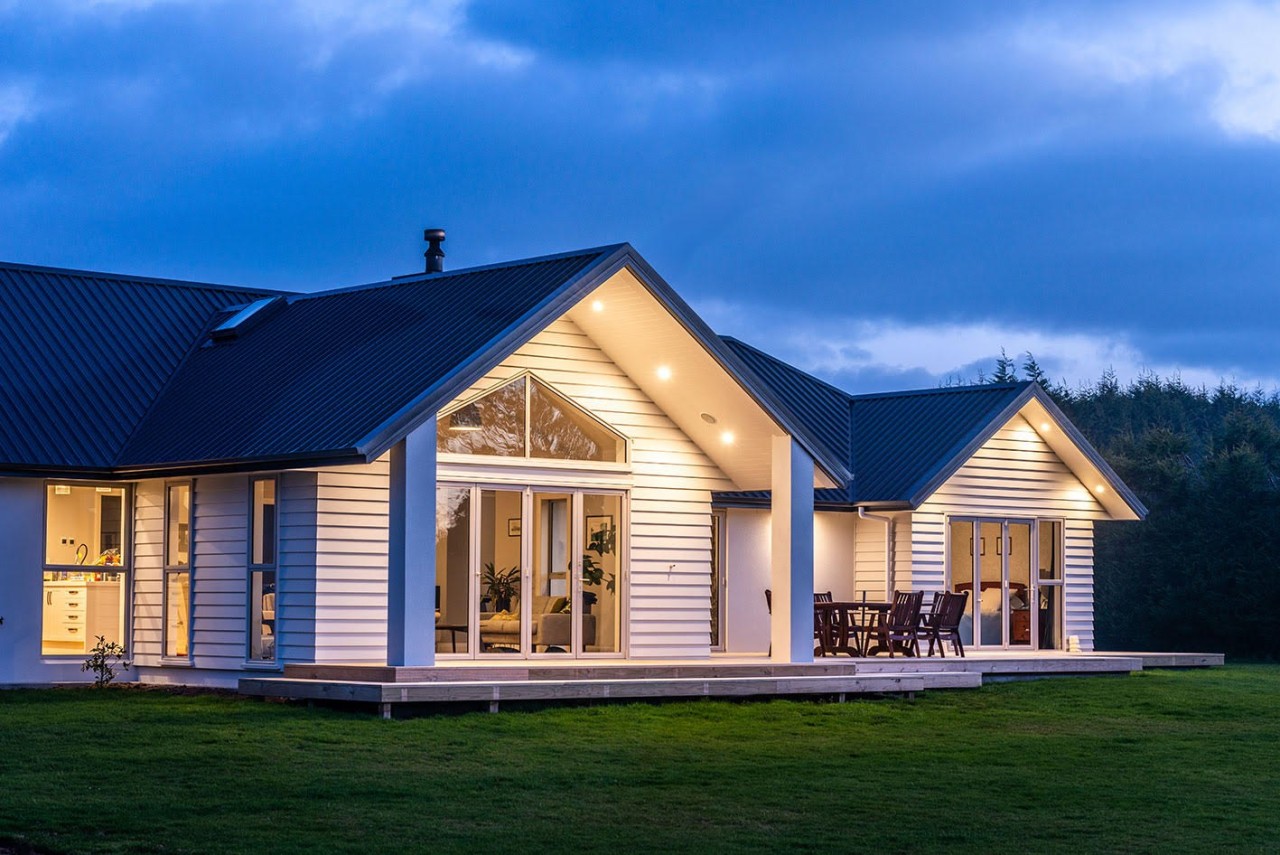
[0,1,1277,389]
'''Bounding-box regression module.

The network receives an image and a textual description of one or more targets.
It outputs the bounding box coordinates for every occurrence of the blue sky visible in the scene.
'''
[2,0,1280,393]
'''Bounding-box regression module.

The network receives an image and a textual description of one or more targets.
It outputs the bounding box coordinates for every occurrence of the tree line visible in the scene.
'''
[987,352,1280,658]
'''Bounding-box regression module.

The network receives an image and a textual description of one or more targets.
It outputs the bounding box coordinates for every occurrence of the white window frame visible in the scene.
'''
[946,516,1065,651]
[245,475,279,666]
[437,371,630,465]
[162,480,194,663]
[436,481,629,661]
[40,481,132,658]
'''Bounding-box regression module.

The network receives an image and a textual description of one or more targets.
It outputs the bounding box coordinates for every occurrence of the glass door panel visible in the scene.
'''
[478,488,524,654]
[977,521,1003,647]
[583,494,622,654]
[948,520,976,647]
[532,492,572,654]
[1038,520,1063,649]
[435,486,472,655]
[1007,522,1032,647]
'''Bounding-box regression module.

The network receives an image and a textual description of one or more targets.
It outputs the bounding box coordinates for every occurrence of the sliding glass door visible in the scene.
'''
[435,484,625,658]
[948,518,1061,650]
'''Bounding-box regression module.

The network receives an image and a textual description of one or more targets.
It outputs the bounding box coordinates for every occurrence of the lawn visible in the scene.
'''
[1,666,1277,854]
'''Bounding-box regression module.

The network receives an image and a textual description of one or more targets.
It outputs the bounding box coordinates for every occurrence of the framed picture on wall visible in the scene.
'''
[586,515,616,554]
[507,518,521,537]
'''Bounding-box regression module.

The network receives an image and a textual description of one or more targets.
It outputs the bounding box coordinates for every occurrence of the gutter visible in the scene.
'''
[858,508,896,595]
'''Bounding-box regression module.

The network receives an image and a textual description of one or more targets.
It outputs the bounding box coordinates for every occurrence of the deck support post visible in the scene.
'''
[770,435,815,664]
[387,420,437,667]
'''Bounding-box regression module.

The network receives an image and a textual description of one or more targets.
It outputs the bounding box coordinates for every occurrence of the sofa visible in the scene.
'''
[480,595,597,652]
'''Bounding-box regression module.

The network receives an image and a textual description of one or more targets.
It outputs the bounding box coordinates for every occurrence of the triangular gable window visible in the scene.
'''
[438,375,626,463]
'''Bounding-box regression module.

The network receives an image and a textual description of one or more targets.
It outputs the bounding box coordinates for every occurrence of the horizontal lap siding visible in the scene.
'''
[191,475,249,670]
[915,414,1106,650]
[312,459,390,663]
[451,317,733,658]
[1064,519,1094,647]
[278,471,318,664]
[131,480,164,665]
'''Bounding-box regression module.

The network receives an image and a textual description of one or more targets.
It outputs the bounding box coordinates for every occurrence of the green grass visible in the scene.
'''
[2,666,1278,854]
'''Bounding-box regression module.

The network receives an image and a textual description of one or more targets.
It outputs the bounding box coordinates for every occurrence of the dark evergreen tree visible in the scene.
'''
[986,353,1280,657]
[1022,352,1047,385]
[992,348,1018,384]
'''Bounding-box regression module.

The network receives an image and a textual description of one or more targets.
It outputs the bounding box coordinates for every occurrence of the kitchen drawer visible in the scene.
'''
[44,622,84,643]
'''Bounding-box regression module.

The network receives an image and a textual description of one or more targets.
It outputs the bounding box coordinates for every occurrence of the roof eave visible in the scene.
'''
[620,252,851,486]
[349,244,851,486]
[903,383,1147,520]
[904,384,1036,509]
[352,244,635,460]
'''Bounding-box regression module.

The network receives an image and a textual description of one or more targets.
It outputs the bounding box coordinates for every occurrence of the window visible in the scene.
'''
[948,517,1065,650]
[42,484,128,656]
[248,478,277,662]
[437,375,626,463]
[164,483,192,659]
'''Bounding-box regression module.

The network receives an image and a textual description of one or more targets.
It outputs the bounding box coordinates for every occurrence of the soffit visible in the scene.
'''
[567,268,833,491]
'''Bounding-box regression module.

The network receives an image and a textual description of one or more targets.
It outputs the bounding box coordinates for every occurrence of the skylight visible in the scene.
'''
[210,297,280,342]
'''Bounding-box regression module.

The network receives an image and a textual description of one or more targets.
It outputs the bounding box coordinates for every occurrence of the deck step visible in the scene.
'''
[242,672,928,706]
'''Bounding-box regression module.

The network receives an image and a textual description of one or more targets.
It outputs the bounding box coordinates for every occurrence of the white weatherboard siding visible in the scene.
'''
[131,479,164,666]
[445,317,734,658]
[852,512,911,601]
[914,414,1106,649]
[310,460,390,663]
[278,470,318,665]
[189,475,250,672]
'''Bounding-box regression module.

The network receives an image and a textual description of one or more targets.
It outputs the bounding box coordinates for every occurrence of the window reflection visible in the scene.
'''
[437,375,624,463]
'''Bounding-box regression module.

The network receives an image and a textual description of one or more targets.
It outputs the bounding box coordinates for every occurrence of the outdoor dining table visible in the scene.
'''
[814,600,892,657]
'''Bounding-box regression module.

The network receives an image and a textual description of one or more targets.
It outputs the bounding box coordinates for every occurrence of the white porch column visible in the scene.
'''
[387,419,437,667]
[770,434,815,663]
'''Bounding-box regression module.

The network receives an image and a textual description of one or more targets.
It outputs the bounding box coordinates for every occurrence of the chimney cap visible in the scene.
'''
[424,228,446,274]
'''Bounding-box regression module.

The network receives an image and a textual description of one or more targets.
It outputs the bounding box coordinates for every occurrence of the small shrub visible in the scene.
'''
[82,635,131,687]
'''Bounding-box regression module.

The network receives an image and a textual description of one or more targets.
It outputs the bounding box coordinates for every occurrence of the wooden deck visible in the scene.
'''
[238,651,1222,716]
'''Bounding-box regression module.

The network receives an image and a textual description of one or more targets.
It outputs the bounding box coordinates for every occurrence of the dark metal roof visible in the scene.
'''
[0,261,282,472]
[719,337,852,466]
[0,245,854,481]
[119,247,618,470]
[716,337,1032,506]
[848,382,1030,504]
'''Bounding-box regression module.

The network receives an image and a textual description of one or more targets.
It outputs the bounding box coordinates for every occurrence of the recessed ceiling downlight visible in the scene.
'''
[700,412,717,424]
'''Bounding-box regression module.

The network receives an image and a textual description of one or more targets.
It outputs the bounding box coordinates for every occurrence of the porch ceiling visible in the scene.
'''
[567,268,836,491]
[1016,397,1142,521]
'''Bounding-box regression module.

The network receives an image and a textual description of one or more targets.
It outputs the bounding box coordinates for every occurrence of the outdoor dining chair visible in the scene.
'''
[864,590,924,657]
[919,590,969,658]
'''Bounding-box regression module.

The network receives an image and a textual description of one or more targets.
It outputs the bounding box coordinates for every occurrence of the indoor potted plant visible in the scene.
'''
[481,563,519,612]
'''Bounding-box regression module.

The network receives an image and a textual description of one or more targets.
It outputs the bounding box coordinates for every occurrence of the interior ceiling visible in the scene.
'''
[567,268,835,492]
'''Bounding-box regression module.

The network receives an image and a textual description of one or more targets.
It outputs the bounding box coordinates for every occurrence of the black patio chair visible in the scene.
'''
[864,590,924,657]
[919,590,969,658]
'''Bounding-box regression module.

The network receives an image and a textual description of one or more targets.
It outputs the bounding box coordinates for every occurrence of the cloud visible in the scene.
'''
[0,82,36,148]
[1017,1,1280,141]
[287,0,533,93]
[696,297,1280,394]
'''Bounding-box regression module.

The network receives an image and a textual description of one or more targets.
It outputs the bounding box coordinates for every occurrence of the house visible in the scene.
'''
[0,237,1146,689]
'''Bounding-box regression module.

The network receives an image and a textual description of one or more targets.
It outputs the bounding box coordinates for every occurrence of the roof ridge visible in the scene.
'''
[849,381,1029,402]
[0,259,290,297]
[289,243,630,304]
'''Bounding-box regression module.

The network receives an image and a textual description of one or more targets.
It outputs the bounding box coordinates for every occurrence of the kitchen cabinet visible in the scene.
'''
[42,578,122,655]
